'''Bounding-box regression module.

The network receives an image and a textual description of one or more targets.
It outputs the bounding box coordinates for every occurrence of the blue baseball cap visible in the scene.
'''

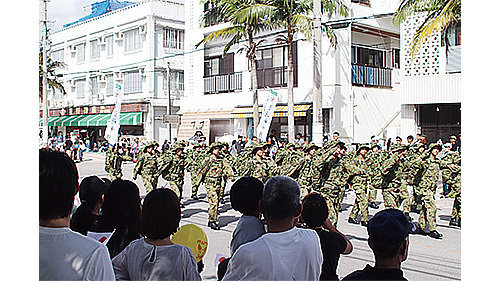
[368,209,412,245]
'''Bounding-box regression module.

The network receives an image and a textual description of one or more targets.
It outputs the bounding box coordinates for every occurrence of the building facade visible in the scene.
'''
[180,0,402,144]
[399,14,461,142]
[43,0,185,145]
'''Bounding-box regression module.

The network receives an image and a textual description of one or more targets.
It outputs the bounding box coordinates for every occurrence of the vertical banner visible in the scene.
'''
[256,88,278,142]
[104,82,124,146]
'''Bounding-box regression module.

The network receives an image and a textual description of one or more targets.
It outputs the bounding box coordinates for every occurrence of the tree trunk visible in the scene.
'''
[251,57,259,138]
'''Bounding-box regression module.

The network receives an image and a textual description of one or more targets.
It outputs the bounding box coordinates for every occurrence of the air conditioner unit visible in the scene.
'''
[139,25,147,35]
[115,72,124,80]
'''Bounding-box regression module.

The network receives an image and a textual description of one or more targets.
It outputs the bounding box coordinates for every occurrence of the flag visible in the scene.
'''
[104,82,124,146]
[256,88,278,142]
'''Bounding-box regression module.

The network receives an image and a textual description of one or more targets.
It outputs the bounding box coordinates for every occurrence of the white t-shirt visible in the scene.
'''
[230,215,265,256]
[112,238,201,281]
[223,227,323,281]
[39,226,115,281]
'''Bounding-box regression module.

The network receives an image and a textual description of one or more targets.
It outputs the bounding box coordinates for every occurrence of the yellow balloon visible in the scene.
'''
[171,224,208,262]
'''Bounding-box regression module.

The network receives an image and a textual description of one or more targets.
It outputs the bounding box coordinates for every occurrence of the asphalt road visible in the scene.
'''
[76,152,461,280]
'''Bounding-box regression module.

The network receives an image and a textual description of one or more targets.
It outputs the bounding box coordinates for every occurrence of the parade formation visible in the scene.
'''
[105,134,461,237]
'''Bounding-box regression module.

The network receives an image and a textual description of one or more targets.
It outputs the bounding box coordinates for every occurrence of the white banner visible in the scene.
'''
[256,88,278,142]
[104,82,124,146]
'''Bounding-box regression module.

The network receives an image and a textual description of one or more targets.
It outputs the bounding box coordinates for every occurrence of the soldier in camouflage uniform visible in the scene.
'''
[348,144,371,226]
[379,144,412,220]
[294,143,319,199]
[159,143,187,201]
[219,142,236,204]
[280,143,305,179]
[195,143,234,230]
[441,145,461,227]
[240,143,278,184]
[315,142,349,226]
[105,144,133,181]
[407,143,426,213]
[412,143,447,239]
[275,142,294,167]
[366,143,382,209]
[133,141,161,194]
[186,143,205,199]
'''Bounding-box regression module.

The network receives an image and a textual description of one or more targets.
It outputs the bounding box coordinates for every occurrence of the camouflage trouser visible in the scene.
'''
[142,174,159,194]
[298,179,312,201]
[449,175,461,220]
[109,169,123,182]
[382,181,411,214]
[409,184,423,213]
[318,183,344,225]
[205,177,223,223]
[168,176,184,199]
[191,171,202,196]
[368,184,377,203]
[349,182,369,222]
[415,186,437,231]
[218,179,227,203]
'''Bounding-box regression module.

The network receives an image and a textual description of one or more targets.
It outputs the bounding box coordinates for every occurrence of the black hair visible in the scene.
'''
[333,131,340,135]
[301,193,328,228]
[39,148,79,221]
[262,176,300,221]
[141,189,181,240]
[369,237,406,259]
[407,135,414,140]
[230,177,264,215]
[98,179,141,258]
[79,176,106,208]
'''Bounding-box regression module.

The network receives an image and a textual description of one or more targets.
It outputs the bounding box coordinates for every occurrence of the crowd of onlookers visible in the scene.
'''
[40,147,414,280]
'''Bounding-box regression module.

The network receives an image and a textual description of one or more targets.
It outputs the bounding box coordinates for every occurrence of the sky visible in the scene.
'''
[43,0,139,32]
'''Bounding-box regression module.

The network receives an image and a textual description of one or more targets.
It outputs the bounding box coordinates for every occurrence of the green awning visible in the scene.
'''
[39,112,143,127]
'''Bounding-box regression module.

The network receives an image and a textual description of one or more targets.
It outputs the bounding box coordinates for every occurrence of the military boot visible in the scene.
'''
[429,230,443,239]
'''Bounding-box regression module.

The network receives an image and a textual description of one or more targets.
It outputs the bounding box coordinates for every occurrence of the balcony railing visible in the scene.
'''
[352,64,392,88]
[204,72,242,94]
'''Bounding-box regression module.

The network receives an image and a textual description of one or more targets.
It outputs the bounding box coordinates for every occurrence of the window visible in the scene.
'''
[76,43,85,63]
[75,79,86,99]
[204,53,234,77]
[106,75,114,96]
[255,42,297,88]
[90,40,100,60]
[165,70,185,91]
[51,49,64,63]
[443,21,461,47]
[124,29,142,52]
[124,70,142,94]
[351,45,386,67]
[164,28,184,50]
[89,77,98,99]
[105,36,114,56]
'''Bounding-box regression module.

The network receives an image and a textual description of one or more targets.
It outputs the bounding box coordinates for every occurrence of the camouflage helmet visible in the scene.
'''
[304,143,319,152]
[144,140,158,148]
[370,143,381,150]
[252,142,267,154]
[193,142,202,149]
[286,142,296,149]
[428,143,442,152]
[208,142,223,153]
[357,143,370,153]
[172,143,184,152]
[391,143,407,152]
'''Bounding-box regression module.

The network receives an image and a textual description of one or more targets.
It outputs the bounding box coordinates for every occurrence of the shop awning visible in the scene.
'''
[39,112,143,127]
[231,104,312,118]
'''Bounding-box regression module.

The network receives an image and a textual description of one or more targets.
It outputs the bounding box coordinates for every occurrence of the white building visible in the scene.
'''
[399,14,461,142]
[180,0,402,144]
[44,0,185,145]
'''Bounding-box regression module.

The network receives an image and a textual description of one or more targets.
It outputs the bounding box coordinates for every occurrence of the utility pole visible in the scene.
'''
[41,0,50,147]
[166,62,171,142]
[312,0,323,146]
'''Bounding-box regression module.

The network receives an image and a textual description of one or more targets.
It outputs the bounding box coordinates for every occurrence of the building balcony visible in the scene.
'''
[204,72,242,94]
[352,63,392,88]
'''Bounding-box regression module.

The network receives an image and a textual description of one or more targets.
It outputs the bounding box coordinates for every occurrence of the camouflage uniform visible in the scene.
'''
[133,142,161,194]
[380,144,411,215]
[348,145,370,224]
[240,143,278,184]
[105,146,132,181]
[159,144,187,199]
[366,144,385,206]
[318,156,350,225]
[441,150,461,224]
[412,144,446,233]
[196,143,234,225]
[407,143,426,213]
[186,144,205,198]
[294,143,319,199]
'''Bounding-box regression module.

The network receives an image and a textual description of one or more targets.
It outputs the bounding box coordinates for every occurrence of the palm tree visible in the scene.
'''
[39,52,67,101]
[196,0,277,134]
[393,0,461,56]
[270,0,348,142]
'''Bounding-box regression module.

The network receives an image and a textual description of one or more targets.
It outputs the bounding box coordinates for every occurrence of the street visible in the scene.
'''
[76,152,461,280]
